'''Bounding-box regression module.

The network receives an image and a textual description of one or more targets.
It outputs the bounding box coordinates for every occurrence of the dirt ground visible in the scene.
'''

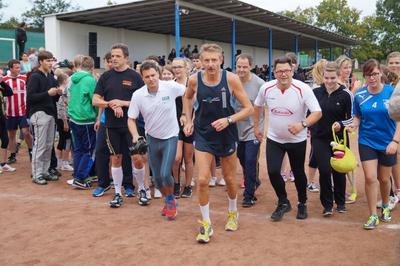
[1,136,399,266]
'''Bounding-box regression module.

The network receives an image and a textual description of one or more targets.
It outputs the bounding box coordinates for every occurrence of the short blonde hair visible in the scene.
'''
[311,59,328,85]
[335,55,351,69]
[199,43,223,56]
[387,51,400,62]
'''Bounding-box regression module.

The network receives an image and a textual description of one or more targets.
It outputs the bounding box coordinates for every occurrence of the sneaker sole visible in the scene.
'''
[181,194,192,198]
[110,203,122,208]
[93,191,104,197]
[196,229,213,243]
[138,200,150,206]
[32,179,47,185]
[71,183,91,190]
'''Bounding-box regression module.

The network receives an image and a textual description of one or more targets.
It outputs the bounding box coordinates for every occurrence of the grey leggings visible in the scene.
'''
[147,135,178,189]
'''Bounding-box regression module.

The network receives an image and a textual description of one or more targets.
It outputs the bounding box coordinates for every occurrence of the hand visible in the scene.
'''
[183,121,194,137]
[48,87,59,96]
[288,122,304,135]
[332,122,341,132]
[386,141,398,155]
[63,121,69,132]
[211,117,229,132]
[113,106,124,118]
[346,123,358,133]
[179,115,187,126]
[132,134,140,144]
[254,128,264,142]
[57,87,63,95]
[108,99,123,109]
[94,120,100,132]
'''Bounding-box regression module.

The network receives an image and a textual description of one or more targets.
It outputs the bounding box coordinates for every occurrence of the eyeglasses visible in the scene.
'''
[365,72,380,78]
[275,69,292,76]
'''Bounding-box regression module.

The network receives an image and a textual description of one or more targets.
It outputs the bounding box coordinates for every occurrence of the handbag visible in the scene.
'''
[330,126,357,173]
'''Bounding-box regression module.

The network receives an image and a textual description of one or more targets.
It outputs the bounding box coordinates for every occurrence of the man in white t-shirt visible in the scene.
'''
[254,56,322,221]
[127,60,185,221]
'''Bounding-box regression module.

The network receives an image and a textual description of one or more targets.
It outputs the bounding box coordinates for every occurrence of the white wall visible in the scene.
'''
[45,16,288,68]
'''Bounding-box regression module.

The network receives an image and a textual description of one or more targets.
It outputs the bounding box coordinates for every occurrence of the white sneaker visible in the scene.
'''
[209,176,217,187]
[1,164,16,172]
[61,163,74,172]
[389,195,399,210]
[66,178,74,185]
[217,177,226,186]
[154,188,162,198]
[146,188,152,200]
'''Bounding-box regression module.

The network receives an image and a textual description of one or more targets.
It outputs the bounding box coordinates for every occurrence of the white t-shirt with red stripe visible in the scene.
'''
[254,79,321,143]
[2,74,27,117]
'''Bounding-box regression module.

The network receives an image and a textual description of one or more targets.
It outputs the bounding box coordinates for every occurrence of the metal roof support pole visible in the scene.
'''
[268,28,273,81]
[349,48,352,58]
[329,46,333,61]
[314,39,318,64]
[231,18,236,71]
[294,35,299,56]
[175,1,181,57]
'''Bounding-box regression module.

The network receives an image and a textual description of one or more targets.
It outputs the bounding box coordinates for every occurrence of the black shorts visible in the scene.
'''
[194,133,236,158]
[178,127,193,144]
[359,143,397,167]
[105,127,133,155]
[6,116,29,130]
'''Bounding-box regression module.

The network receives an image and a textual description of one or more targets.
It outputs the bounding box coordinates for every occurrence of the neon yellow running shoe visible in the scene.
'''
[363,214,379,230]
[196,220,213,243]
[380,207,392,222]
[225,210,239,231]
[346,192,357,204]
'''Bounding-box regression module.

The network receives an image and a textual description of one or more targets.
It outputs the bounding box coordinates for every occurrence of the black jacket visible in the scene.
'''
[309,84,353,140]
[26,70,59,118]
[16,28,27,44]
[0,81,13,118]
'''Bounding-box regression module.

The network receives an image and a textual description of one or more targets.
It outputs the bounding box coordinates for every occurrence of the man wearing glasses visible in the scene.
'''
[254,56,322,221]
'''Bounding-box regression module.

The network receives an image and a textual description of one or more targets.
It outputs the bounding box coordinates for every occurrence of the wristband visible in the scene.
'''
[392,139,399,144]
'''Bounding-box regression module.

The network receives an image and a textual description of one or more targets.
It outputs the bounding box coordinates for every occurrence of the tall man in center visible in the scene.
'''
[183,43,253,243]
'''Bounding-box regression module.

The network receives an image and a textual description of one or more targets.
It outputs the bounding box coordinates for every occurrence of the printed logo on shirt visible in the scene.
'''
[122,80,132,87]
[162,96,170,102]
[202,96,220,103]
[383,99,389,109]
[271,107,293,116]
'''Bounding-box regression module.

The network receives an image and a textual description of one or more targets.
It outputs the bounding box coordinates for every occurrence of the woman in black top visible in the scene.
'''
[309,62,353,216]
[0,70,14,171]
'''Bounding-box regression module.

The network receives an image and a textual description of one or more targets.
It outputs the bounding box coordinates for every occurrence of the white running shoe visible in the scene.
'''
[209,176,217,187]
[66,178,74,185]
[154,188,162,198]
[1,164,16,172]
[389,195,399,210]
[217,177,226,186]
[61,163,74,172]
[146,187,152,200]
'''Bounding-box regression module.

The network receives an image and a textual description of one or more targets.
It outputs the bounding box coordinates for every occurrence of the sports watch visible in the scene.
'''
[301,120,308,128]
[227,116,234,125]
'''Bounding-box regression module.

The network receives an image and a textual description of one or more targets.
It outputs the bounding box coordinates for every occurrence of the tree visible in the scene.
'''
[279,7,317,25]
[0,0,7,21]
[106,0,117,5]
[22,0,79,30]
[375,0,400,56]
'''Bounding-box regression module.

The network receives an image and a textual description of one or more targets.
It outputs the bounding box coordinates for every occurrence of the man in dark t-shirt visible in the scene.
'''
[93,43,145,208]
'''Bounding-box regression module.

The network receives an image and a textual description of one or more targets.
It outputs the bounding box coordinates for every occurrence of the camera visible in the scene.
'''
[129,137,148,155]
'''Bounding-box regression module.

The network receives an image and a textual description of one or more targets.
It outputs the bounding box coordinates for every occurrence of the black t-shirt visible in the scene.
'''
[94,68,144,128]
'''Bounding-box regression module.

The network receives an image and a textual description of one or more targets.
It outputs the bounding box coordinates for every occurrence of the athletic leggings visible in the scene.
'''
[0,116,8,149]
[147,135,177,189]
[266,138,308,204]
[312,138,346,208]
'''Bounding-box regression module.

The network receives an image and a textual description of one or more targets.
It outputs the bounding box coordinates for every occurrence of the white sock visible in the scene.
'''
[228,195,237,212]
[133,166,145,191]
[111,167,123,195]
[200,203,211,223]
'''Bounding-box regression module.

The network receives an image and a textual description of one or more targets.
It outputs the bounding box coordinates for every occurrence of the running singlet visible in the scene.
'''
[194,70,238,145]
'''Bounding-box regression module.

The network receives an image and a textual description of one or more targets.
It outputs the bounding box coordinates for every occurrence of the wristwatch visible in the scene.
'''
[301,120,308,128]
[227,116,234,125]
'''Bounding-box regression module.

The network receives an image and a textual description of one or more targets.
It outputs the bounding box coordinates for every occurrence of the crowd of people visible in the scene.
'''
[1,42,400,243]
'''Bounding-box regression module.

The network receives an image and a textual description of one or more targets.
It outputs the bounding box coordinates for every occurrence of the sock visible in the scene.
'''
[200,203,211,223]
[228,195,237,212]
[133,166,145,191]
[111,167,123,195]
[382,203,389,209]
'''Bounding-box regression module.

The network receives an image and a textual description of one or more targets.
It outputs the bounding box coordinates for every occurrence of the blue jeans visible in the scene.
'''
[147,135,177,189]
[70,122,96,181]
[237,139,261,200]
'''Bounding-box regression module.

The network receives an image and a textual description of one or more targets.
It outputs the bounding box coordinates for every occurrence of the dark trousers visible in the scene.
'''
[237,139,260,200]
[70,122,96,181]
[312,138,346,208]
[95,124,133,189]
[17,42,25,59]
[266,138,308,204]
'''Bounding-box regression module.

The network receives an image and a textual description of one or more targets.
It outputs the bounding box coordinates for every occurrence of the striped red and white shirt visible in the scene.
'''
[2,74,27,117]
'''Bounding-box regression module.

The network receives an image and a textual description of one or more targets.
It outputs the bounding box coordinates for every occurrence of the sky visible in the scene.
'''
[2,0,377,21]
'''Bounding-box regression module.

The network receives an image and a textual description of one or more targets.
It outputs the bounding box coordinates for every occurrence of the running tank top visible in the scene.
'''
[194,70,238,145]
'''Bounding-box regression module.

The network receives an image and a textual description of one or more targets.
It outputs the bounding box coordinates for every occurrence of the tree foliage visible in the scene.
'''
[375,0,400,56]
[0,0,7,21]
[22,0,79,30]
